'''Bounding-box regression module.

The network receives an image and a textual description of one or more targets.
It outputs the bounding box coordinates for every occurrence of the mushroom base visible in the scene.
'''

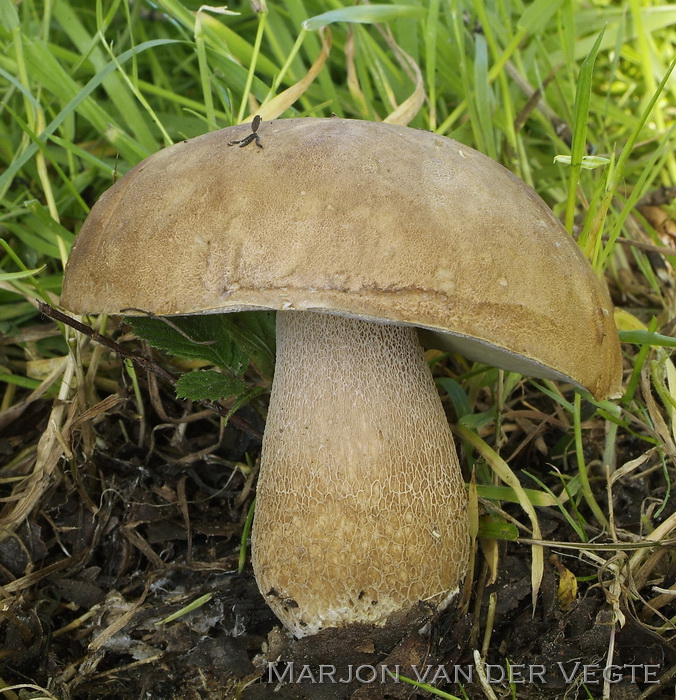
[252,312,469,638]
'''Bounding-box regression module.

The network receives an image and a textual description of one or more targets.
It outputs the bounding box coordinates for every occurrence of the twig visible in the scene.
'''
[38,302,263,440]
[121,308,217,346]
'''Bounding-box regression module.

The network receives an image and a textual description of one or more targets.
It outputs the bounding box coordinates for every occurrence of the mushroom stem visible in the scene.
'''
[252,311,469,638]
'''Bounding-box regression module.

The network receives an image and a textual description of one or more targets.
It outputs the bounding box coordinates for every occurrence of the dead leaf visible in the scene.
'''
[249,29,332,123]
[550,554,577,611]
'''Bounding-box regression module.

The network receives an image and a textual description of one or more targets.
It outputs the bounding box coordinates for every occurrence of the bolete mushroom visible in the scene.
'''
[61,118,622,640]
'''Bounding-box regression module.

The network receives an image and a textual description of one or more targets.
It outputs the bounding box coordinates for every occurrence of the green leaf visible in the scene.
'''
[221,311,276,381]
[0,372,42,390]
[0,0,19,32]
[473,33,496,160]
[239,498,256,574]
[565,28,605,234]
[619,330,676,348]
[517,0,567,34]
[553,154,611,170]
[303,5,425,32]
[436,377,471,420]
[54,0,159,152]
[0,266,45,281]
[175,370,248,402]
[25,199,75,246]
[475,484,557,507]
[477,515,519,541]
[127,315,248,373]
[0,38,179,194]
[396,675,462,699]
[155,593,213,626]
[458,405,497,430]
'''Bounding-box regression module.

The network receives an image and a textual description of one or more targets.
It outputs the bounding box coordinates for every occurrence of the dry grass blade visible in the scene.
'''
[376,26,425,125]
[345,28,370,118]
[455,424,544,611]
[0,351,77,535]
[88,584,151,653]
[254,29,332,122]
[0,355,69,432]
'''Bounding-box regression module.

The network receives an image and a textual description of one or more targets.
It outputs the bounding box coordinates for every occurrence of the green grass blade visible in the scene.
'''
[303,4,426,32]
[564,28,604,236]
[0,38,181,196]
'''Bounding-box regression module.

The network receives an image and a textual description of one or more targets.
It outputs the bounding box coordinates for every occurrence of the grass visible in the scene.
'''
[0,0,675,697]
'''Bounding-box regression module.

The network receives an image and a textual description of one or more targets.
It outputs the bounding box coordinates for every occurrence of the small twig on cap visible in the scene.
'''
[228,115,263,149]
[38,302,263,440]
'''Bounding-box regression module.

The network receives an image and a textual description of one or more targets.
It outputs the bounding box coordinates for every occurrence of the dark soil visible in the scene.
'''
[1,334,674,700]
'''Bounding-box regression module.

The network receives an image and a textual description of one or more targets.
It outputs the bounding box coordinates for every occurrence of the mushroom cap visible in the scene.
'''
[61,117,622,400]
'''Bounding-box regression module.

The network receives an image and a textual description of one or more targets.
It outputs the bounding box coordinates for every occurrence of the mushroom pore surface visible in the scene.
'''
[252,311,469,638]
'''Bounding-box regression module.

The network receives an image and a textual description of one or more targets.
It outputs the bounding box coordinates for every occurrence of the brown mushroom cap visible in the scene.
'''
[61,117,622,400]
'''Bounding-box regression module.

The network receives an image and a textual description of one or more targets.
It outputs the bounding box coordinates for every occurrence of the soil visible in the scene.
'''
[0,332,674,700]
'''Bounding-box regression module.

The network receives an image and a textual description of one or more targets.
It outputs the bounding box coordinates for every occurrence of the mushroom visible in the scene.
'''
[60,118,622,639]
